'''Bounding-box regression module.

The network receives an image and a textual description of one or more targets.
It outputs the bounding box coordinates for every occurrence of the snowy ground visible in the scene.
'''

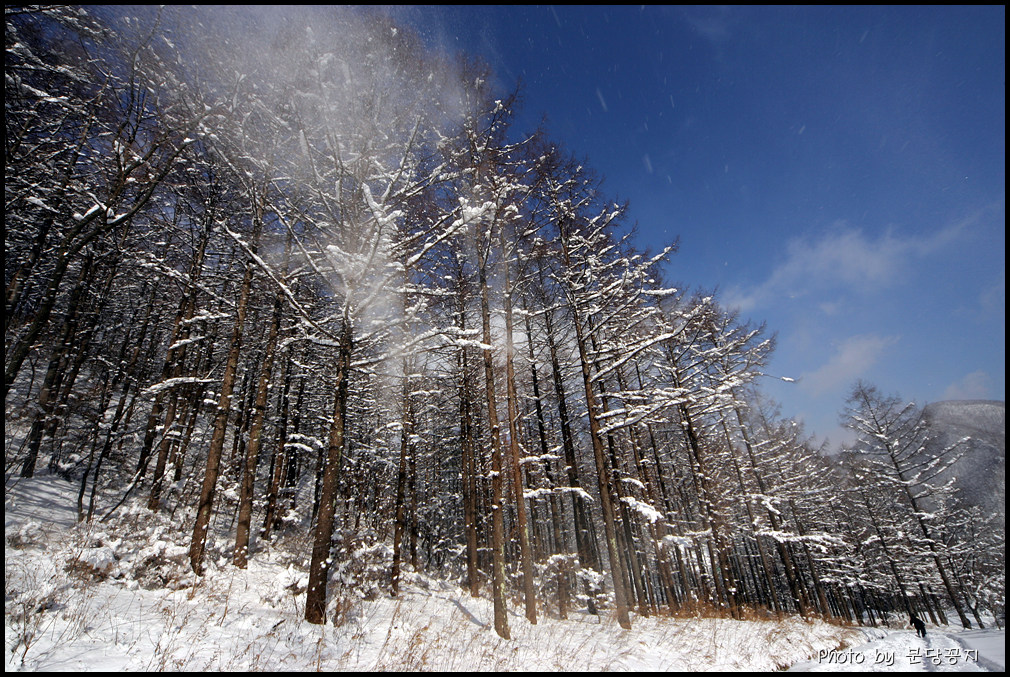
[788,626,1004,672]
[5,475,1003,671]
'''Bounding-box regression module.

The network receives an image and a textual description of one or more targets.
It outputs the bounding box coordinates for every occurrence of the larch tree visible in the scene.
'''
[842,381,974,628]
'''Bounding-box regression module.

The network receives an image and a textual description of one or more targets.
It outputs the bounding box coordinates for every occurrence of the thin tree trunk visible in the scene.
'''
[721,418,782,615]
[233,291,283,568]
[561,277,632,629]
[391,359,414,596]
[20,254,93,477]
[477,235,511,640]
[524,301,569,619]
[500,231,537,625]
[735,406,808,617]
[541,280,599,612]
[305,318,353,625]
[261,351,293,541]
[589,338,650,618]
[189,232,258,575]
[79,307,151,521]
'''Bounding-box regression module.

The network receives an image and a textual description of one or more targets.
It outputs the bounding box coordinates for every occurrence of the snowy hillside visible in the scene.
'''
[922,400,1005,523]
[924,401,1006,446]
[5,475,1003,672]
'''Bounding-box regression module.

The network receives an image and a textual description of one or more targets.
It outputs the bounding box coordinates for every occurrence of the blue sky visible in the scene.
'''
[389,5,1005,447]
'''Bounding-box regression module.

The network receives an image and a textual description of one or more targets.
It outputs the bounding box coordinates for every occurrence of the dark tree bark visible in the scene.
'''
[305,318,353,625]
[189,222,259,575]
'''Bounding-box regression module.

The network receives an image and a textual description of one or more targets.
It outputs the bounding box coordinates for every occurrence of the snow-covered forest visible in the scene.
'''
[5,6,1004,669]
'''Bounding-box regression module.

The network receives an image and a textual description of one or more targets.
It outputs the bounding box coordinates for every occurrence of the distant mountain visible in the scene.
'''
[921,400,1005,527]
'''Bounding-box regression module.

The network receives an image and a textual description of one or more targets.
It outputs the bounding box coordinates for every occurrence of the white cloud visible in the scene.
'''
[724,219,970,313]
[799,334,899,397]
[817,300,843,316]
[942,371,992,400]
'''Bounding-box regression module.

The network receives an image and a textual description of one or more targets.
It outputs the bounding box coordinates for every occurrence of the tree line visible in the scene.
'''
[5,6,1003,636]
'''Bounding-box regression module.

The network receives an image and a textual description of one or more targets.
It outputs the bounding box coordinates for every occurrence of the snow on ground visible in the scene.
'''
[5,475,1003,671]
[788,626,1004,672]
[957,630,1005,672]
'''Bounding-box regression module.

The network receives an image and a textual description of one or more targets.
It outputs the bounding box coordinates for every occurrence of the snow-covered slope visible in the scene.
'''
[922,400,1005,524]
[788,625,1004,672]
[5,475,1002,671]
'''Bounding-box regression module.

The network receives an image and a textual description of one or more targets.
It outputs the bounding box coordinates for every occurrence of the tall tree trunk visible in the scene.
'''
[138,226,211,482]
[622,365,680,615]
[78,302,152,521]
[721,418,782,615]
[788,499,831,617]
[261,351,293,541]
[556,221,632,629]
[734,406,808,617]
[233,291,283,568]
[524,301,570,619]
[572,315,632,629]
[188,230,258,575]
[589,334,650,618]
[459,301,481,596]
[391,359,415,596]
[20,253,94,477]
[541,278,599,612]
[475,235,511,640]
[305,318,353,625]
[676,396,740,618]
[500,231,537,625]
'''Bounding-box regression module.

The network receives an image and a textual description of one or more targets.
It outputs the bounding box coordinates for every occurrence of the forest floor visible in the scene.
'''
[5,474,1003,672]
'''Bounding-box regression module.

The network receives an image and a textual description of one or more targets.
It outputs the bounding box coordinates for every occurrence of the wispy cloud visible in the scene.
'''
[724,219,970,313]
[799,334,899,397]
